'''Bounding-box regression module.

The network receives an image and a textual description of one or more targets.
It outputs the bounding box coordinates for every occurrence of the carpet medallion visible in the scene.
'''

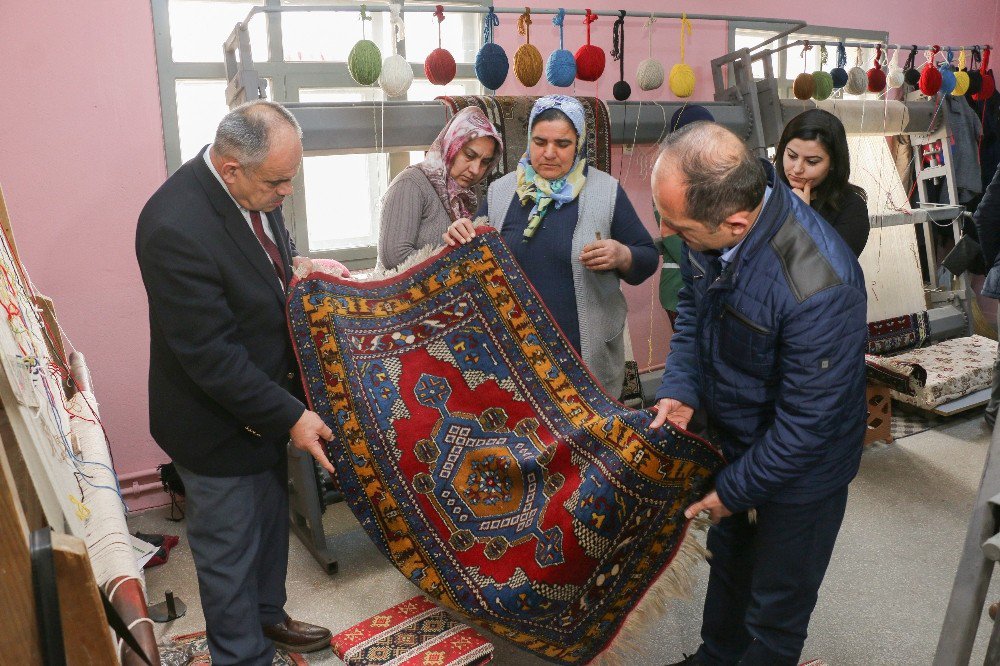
[288,229,724,663]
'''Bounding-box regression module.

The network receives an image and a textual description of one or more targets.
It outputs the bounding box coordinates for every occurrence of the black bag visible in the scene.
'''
[158,462,186,521]
[942,234,986,276]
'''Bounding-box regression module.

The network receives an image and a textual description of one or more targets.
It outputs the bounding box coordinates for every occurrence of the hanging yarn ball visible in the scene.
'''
[967,69,983,96]
[425,48,456,85]
[974,49,995,101]
[476,42,509,90]
[348,39,382,86]
[547,50,576,86]
[669,63,695,98]
[576,45,605,81]
[904,67,921,87]
[425,6,456,85]
[919,64,942,96]
[575,10,605,82]
[546,10,576,87]
[953,69,970,96]
[831,67,848,88]
[613,80,632,101]
[888,65,905,89]
[845,67,868,95]
[938,65,957,95]
[793,72,815,100]
[514,44,543,86]
[636,15,663,91]
[812,70,834,100]
[867,67,886,93]
[475,8,508,91]
[380,53,412,97]
[637,58,665,90]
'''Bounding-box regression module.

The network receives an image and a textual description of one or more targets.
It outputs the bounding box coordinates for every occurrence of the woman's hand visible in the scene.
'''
[443,218,478,246]
[581,239,632,273]
[791,181,811,205]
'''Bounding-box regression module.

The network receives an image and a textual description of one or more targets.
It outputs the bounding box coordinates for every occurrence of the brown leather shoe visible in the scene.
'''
[262,616,332,653]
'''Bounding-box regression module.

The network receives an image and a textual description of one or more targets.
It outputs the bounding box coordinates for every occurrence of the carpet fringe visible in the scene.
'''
[592,517,712,666]
[364,244,443,281]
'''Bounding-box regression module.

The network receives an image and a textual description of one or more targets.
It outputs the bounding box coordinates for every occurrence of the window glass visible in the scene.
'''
[281,0,393,62]
[175,79,230,161]
[297,88,388,251]
[168,0,268,62]
[734,30,780,80]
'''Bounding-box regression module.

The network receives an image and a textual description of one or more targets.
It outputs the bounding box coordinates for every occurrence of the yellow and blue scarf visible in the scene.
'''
[515,95,588,241]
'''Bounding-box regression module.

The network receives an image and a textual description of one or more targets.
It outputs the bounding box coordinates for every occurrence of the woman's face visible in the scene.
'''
[782,138,832,191]
[448,136,497,188]
[528,118,578,181]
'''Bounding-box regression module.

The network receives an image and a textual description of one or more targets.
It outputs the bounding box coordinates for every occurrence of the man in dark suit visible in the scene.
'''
[136,100,335,664]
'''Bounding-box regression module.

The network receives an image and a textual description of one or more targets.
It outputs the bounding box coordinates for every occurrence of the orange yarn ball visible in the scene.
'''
[514,43,543,87]
[424,48,456,85]
[792,72,815,100]
[575,44,605,82]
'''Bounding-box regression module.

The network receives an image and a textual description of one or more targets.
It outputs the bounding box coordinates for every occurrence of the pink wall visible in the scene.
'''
[0,2,168,509]
[0,1,995,509]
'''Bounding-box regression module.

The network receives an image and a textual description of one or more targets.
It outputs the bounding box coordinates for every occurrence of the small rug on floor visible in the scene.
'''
[288,229,724,664]
[157,631,306,665]
[331,596,494,666]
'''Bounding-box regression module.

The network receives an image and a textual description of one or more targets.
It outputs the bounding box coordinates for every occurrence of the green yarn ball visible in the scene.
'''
[349,39,382,86]
[812,70,834,101]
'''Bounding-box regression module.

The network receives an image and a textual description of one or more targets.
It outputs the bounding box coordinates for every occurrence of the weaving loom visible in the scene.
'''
[289,229,724,664]
[0,184,156,664]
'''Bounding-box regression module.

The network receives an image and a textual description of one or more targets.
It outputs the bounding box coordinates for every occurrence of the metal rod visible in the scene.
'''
[241,4,805,27]
[778,38,991,54]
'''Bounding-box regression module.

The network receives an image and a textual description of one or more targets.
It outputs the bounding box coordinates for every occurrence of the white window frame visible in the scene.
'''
[151,0,484,267]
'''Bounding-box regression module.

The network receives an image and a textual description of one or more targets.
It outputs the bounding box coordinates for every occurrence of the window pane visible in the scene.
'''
[282,0,392,62]
[734,30,780,79]
[168,0,268,63]
[175,80,230,162]
[405,8,477,64]
[295,87,388,251]
[303,154,386,250]
[406,79,475,165]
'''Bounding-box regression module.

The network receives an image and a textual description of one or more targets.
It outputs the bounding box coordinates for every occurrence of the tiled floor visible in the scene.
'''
[131,409,1000,665]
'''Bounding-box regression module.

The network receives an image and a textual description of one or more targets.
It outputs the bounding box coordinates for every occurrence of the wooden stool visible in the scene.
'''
[865,381,893,446]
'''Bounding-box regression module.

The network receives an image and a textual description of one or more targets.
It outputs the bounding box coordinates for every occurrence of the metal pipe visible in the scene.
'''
[778,38,991,54]
[120,480,163,498]
[242,4,805,25]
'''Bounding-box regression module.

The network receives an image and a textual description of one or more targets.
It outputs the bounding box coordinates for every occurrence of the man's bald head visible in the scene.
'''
[214,100,303,171]
[653,122,766,230]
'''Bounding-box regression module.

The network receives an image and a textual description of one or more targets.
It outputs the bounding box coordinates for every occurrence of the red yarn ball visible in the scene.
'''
[574,44,605,82]
[974,70,996,100]
[425,48,456,85]
[867,67,887,93]
[919,64,942,96]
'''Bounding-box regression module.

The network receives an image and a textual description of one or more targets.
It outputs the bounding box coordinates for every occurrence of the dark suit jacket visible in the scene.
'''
[136,146,304,476]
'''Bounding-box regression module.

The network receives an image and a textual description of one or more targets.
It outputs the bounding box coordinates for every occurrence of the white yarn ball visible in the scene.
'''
[844,66,868,95]
[380,53,413,98]
[888,66,905,89]
[636,58,665,91]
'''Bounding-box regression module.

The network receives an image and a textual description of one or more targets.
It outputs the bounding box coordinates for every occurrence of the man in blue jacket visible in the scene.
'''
[649,122,867,665]
[974,166,1000,427]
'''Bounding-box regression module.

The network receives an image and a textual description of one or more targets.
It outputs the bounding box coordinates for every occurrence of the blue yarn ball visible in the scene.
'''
[475,42,509,91]
[938,65,957,95]
[831,67,849,89]
[546,49,577,87]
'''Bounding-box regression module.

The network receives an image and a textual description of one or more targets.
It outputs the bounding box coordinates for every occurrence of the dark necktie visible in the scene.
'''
[249,210,285,288]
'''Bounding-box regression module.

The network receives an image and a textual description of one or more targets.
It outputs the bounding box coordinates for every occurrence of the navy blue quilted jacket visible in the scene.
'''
[655,162,867,511]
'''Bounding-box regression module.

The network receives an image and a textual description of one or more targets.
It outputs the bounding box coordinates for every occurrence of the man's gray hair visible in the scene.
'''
[214,100,303,170]
[657,122,766,229]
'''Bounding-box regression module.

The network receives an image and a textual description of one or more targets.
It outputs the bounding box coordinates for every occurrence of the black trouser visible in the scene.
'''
[694,487,849,665]
[175,458,289,666]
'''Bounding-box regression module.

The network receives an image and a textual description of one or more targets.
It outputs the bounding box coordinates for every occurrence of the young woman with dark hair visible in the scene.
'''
[776,108,870,256]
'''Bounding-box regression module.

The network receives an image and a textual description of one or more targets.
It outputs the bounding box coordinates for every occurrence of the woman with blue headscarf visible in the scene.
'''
[444,95,657,396]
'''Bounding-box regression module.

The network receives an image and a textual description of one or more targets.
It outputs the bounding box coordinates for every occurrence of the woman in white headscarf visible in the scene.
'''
[377,107,503,270]
[444,95,657,396]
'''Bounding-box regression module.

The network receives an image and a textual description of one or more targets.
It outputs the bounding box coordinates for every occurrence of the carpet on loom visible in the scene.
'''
[866,311,930,355]
[436,96,612,186]
[288,229,724,664]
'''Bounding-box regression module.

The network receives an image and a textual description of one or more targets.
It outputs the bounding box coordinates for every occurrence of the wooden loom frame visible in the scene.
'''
[0,183,158,665]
